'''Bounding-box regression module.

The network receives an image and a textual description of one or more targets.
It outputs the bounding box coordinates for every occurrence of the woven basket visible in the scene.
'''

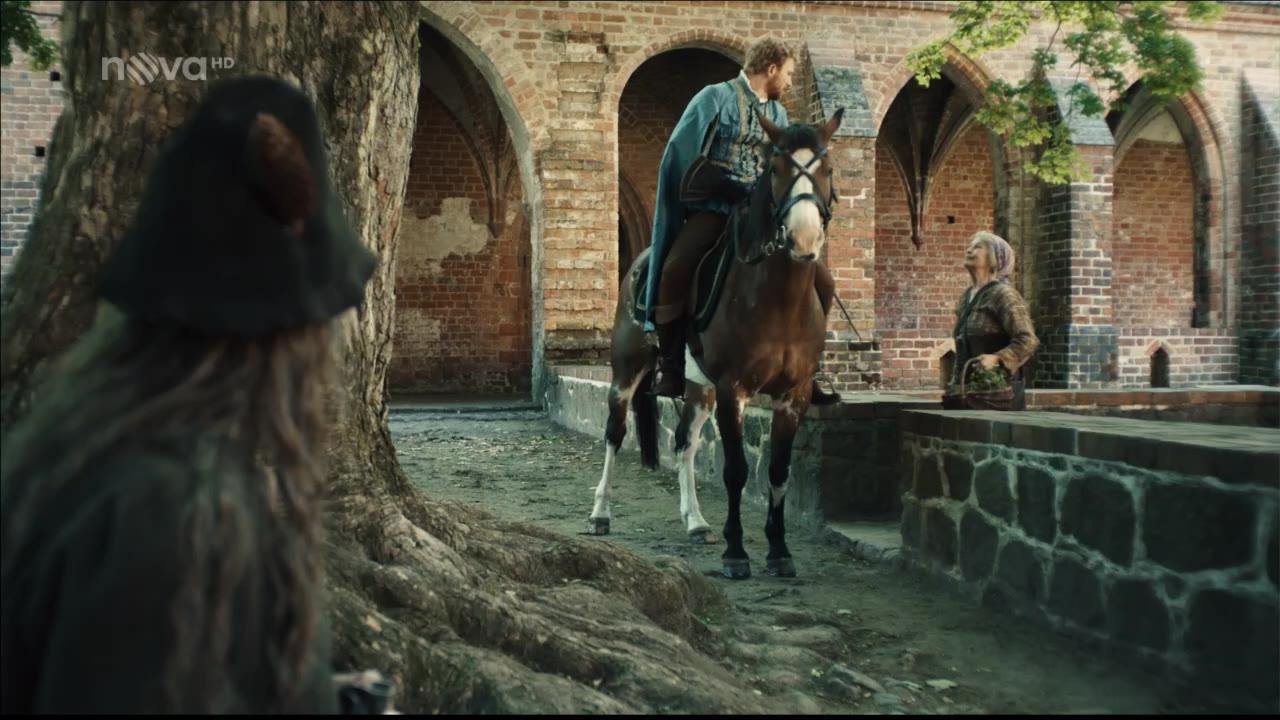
[942,357,1014,411]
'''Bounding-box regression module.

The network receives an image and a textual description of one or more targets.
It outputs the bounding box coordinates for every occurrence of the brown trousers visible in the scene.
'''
[656,210,835,324]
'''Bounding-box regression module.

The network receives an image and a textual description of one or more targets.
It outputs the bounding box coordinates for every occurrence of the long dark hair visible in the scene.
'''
[1,301,339,711]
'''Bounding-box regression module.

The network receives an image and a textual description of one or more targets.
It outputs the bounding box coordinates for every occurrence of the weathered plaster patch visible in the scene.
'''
[399,197,493,276]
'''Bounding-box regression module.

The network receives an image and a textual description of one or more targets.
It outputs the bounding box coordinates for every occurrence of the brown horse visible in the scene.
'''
[590,109,844,580]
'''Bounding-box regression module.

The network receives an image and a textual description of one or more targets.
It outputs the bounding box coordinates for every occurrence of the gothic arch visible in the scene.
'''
[605,30,748,110]
[1108,79,1229,327]
[416,5,548,395]
[873,44,996,133]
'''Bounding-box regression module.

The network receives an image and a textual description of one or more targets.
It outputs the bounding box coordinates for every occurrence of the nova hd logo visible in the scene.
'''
[101,53,235,84]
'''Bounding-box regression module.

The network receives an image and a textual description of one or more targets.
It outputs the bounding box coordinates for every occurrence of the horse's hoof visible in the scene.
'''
[587,518,611,536]
[722,558,752,580]
[689,528,718,545]
[766,557,796,578]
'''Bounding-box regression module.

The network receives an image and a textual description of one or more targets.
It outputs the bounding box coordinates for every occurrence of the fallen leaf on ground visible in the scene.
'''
[927,679,958,691]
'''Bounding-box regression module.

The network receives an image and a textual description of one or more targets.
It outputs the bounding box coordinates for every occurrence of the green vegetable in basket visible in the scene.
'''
[946,363,1010,395]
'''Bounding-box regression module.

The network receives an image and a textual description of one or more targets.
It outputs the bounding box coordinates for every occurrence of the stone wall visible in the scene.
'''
[543,365,935,528]
[898,409,1280,710]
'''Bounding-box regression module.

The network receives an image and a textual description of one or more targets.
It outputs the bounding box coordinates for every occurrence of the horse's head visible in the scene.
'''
[756,109,844,263]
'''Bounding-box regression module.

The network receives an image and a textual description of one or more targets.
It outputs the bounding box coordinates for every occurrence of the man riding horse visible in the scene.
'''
[643,38,841,404]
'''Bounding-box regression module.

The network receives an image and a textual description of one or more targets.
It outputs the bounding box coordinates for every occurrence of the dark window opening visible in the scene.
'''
[1151,347,1170,388]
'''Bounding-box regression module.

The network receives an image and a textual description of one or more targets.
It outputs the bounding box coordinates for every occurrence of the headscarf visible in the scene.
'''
[971,231,1015,282]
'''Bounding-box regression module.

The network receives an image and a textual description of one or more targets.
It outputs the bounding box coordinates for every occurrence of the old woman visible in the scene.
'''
[946,231,1039,409]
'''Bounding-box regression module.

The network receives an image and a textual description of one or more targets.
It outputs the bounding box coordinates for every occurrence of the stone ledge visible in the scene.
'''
[901,410,1280,489]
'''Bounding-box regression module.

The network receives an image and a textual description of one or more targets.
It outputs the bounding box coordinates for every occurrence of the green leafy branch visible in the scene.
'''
[907,1,1223,185]
[1,0,59,70]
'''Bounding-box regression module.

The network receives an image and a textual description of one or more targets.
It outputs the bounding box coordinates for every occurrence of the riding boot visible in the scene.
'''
[654,318,687,398]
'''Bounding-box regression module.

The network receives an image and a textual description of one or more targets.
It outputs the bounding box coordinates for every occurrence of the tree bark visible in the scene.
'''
[0,2,774,713]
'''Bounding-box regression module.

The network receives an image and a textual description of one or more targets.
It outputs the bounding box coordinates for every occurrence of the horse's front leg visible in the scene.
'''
[715,390,751,579]
[764,391,809,577]
[675,383,717,544]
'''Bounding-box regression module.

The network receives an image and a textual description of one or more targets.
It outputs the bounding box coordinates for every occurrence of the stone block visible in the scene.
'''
[901,498,922,552]
[1143,483,1256,573]
[924,506,956,569]
[1077,431,1158,470]
[996,538,1044,602]
[1268,522,1278,591]
[915,454,943,500]
[960,508,999,582]
[1017,465,1058,543]
[1048,556,1105,630]
[991,420,1013,446]
[904,411,942,438]
[956,417,993,443]
[743,413,767,447]
[1106,579,1170,652]
[1011,422,1077,455]
[1185,589,1280,706]
[942,452,973,501]
[1061,473,1135,567]
[974,460,1014,522]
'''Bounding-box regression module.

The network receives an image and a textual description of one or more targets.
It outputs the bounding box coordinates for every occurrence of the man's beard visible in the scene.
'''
[767,84,783,100]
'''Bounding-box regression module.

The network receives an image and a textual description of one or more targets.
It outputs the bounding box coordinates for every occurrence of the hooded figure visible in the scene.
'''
[1,75,377,714]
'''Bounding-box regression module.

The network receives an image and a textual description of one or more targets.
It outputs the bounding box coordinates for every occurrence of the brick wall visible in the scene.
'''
[390,90,533,394]
[2,1,1277,391]
[1116,329,1238,387]
[617,48,739,272]
[1113,140,1197,328]
[875,124,995,389]
[0,0,62,285]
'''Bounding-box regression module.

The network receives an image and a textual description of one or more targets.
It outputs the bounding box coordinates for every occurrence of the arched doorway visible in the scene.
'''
[389,23,533,396]
[616,47,740,284]
[873,67,998,390]
[1108,81,1210,330]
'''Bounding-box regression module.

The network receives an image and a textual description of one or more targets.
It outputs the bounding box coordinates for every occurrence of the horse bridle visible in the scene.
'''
[743,143,837,263]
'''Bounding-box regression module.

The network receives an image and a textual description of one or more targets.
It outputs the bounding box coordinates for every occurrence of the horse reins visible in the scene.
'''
[735,143,838,265]
[732,141,868,358]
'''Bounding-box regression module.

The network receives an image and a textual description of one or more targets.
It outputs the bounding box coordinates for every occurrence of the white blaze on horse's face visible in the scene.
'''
[783,148,825,262]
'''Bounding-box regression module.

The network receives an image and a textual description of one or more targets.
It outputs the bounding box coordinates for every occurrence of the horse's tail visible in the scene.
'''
[634,371,660,470]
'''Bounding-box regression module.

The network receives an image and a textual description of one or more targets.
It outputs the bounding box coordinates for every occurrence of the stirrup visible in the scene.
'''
[811,372,841,405]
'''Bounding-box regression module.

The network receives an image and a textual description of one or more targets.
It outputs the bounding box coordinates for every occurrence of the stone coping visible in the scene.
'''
[546,365,939,419]
[547,366,1277,414]
[1026,386,1279,408]
[900,410,1280,489]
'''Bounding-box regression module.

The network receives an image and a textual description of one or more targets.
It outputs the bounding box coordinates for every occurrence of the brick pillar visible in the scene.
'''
[822,135,883,390]
[540,30,615,365]
[809,56,881,391]
[1239,75,1280,385]
[1032,143,1118,388]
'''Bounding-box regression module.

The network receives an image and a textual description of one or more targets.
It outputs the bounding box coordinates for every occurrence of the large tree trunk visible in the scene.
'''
[0,2,772,713]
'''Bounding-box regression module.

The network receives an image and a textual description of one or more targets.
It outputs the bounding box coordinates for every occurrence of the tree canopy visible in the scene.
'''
[908,1,1225,184]
[1,0,59,70]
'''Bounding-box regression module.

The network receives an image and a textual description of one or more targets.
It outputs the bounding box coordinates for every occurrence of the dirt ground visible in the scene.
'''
[390,407,1223,715]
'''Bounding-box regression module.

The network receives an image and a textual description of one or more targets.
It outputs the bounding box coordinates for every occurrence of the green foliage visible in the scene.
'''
[1,0,58,70]
[946,363,1011,396]
[907,1,1224,185]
